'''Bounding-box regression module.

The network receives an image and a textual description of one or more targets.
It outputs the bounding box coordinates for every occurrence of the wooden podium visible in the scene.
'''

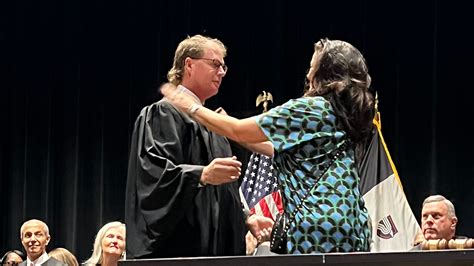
[120,249,474,266]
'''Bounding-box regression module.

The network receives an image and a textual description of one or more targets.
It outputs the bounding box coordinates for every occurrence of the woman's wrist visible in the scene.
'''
[188,103,201,116]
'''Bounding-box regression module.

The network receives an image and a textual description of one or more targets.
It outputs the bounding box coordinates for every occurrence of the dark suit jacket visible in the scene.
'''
[19,257,67,266]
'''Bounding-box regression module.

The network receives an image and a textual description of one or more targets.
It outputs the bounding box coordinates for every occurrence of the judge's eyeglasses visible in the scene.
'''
[191,57,228,73]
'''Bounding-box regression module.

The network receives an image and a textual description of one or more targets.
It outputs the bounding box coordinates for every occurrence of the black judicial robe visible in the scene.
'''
[125,100,246,258]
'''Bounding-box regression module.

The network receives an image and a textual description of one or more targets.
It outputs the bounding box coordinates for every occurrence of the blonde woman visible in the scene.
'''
[84,222,126,266]
[48,248,79,266]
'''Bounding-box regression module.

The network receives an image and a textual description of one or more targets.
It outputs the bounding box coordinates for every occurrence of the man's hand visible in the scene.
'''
[201,156,241,185]
[247,214,274,243]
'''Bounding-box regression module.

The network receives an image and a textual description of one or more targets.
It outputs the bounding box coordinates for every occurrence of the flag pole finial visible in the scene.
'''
[256,91,274,112]
[375,91,379,114]
[374,91,381,127]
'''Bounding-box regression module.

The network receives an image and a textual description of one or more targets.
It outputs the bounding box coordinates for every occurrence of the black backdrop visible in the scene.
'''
[1,0,473,261]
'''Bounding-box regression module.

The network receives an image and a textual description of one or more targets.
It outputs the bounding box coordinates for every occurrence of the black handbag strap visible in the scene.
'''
[281,141,348,234]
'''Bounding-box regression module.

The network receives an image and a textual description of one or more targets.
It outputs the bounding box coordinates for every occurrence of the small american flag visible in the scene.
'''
[240,153,283,220]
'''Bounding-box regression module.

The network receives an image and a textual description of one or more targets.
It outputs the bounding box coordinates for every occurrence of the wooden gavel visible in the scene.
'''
[421,239,474,250]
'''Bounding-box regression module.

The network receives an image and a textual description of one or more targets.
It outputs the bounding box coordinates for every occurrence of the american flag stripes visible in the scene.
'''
[239,153,283,220]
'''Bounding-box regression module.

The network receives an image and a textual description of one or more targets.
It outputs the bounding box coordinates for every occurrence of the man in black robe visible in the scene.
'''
[125,35,271,258]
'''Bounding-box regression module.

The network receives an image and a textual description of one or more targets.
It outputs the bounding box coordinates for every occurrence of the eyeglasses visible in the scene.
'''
[191,57,228,73]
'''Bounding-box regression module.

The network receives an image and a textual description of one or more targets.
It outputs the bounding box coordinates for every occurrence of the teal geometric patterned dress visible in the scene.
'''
[256,96,371,254]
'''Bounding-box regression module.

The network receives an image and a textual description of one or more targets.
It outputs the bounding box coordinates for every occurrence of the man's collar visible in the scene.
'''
[27,252,49,265]
[177,85,203,105]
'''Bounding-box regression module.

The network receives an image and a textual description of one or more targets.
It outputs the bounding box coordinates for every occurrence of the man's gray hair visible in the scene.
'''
[423,195,456,218]
[20,219,50,239]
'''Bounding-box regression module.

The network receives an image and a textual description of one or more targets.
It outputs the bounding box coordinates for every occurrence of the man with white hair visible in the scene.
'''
[421,195,458,241]
[19,219,66,266]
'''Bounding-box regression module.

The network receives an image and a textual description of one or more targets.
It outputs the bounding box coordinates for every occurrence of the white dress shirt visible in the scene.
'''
[26,252,49,266]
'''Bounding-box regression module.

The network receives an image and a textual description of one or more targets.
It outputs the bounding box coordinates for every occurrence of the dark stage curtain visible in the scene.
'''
[1,0,473,261]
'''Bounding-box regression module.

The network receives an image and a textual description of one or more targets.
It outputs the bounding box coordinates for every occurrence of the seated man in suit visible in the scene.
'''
[421,195,458,241]
[19,219,66,266]
[412,194,465,250]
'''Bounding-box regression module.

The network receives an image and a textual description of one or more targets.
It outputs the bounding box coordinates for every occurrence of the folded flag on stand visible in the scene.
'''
[360,113,423,251]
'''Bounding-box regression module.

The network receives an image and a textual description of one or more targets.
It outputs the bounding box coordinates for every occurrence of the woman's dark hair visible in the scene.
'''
[1,250,26,265]
[304,39,375,163]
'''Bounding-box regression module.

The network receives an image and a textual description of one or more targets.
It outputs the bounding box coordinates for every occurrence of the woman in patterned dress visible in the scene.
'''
[162,38,374,254]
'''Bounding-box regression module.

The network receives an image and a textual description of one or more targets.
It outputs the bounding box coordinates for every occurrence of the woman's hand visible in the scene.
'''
[160,83,196,114]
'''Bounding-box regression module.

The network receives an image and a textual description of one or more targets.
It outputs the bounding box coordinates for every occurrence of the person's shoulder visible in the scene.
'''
[155,99,187,116]
[282,96,331,113]
[307,96,330,105]
[141,99,174,112]
[45,257,67,266]
[290,96,328,106]
[138,99,187,120]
